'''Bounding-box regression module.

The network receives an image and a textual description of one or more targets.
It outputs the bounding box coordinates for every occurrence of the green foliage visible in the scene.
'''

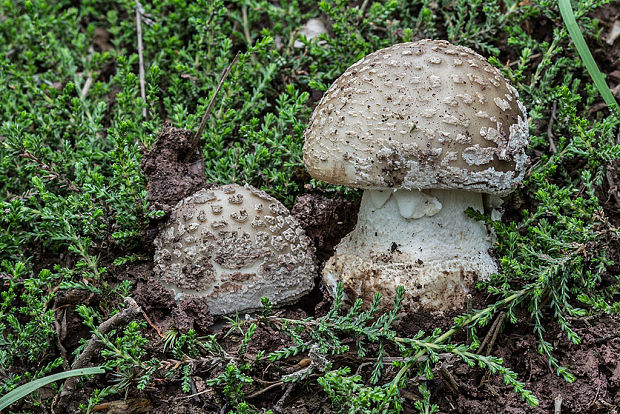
[317,366,390,414]
[558,0,619,113]
[266,284,538,412]
[442,0,504,55]
[207,362,254,409]
[76,305,154,392]
[469,85,619,380]
[0,262,61,400]
[1,0,618,411]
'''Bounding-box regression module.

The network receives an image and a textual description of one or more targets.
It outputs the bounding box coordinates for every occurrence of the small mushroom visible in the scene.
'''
[303,40,529,312]
[153,184,316,315]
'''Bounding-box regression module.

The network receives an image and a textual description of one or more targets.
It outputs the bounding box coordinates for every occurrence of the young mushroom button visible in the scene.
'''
[153,184,316,315]
[303,40,529,313]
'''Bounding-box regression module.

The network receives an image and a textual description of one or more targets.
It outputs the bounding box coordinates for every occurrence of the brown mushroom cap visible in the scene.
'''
[153,184,316,315]
[303,40,529,194]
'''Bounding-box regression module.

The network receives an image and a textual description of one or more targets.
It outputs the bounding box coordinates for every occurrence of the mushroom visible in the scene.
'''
[303,40,529,312]
[153,184,316,315]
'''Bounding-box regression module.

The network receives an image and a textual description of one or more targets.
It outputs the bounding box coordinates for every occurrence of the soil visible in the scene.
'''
[438,315,620,413]
[141,123,209,216]
[291,193,359,266]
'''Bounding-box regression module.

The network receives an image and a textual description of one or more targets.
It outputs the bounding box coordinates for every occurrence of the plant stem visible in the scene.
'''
[382,289,528,409]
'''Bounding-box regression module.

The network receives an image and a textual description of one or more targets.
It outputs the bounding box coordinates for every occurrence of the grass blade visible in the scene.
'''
[0,366,105,410]
[558,0,620,114]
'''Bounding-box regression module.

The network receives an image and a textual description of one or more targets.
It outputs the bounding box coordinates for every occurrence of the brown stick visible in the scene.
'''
[273,383,294,413]
[246,381,284,399]
[54,308,70,370]
[477,312,506,387]
[478,311,506,356]
[606,168,620,207]
[190,52,240,150]
[439,365,460,394]
[56,297,142,405]
[241,6,251,45]
[135,0,147,119]
[484,312,506,356]
[140,307,164,338]
[80,46,95,99]
[547,100,558,154]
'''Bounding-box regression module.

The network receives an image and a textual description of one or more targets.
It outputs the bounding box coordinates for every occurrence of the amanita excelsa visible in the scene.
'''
[303,40,529,312]
[153,184,316,315]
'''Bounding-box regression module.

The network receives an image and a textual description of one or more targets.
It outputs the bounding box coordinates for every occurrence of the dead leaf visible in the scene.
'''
[93,27,113,51]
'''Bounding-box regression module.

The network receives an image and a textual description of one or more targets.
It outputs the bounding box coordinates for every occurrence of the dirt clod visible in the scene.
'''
[133,273,215,334]
[141,124,208,216]
[291,193,359,265]
[173,297,214,333]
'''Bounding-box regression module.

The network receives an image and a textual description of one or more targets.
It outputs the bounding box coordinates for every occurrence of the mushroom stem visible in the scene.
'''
[323,189,498,312]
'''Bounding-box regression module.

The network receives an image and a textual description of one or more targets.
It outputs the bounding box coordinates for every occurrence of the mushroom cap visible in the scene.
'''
[153,184,316,315]
[303,40,529,195]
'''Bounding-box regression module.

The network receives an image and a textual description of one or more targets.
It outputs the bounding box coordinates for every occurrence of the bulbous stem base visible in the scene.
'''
[322,189,498,312]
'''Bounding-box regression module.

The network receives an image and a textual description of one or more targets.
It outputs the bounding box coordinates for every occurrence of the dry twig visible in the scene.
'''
[478,312,506,387]
[135,0,147,119]
[140,307,164,338]
[478,311,506,356]
[190,52,240,150]
[547,100,558,154]
[53,307,70,370]
[273,383,295,413]
[246,381,285,399]
[55,297,142,409]
[80,46,95,98]
[438,363,460,394]
[241,6,252,45]
[606,162,620,207]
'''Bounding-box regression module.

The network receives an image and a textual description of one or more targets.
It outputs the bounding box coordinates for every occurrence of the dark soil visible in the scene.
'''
[442,315,620,413]
[291,193,359,266]
[141,123,208,216]
[132,267,213,334]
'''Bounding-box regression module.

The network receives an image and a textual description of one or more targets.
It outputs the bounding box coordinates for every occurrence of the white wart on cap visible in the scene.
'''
[153,184,316,315]
[303,39,529,194]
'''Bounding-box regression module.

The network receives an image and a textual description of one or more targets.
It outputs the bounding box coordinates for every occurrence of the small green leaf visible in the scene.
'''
[0,367,105,410]
[558,0,620,114]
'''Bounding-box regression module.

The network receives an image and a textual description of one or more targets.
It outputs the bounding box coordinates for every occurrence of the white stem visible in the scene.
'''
[323,188,498,312]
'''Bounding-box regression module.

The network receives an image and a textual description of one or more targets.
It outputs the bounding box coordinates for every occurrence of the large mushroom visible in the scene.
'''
[153,184,316,315]
[303,40,529,312]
